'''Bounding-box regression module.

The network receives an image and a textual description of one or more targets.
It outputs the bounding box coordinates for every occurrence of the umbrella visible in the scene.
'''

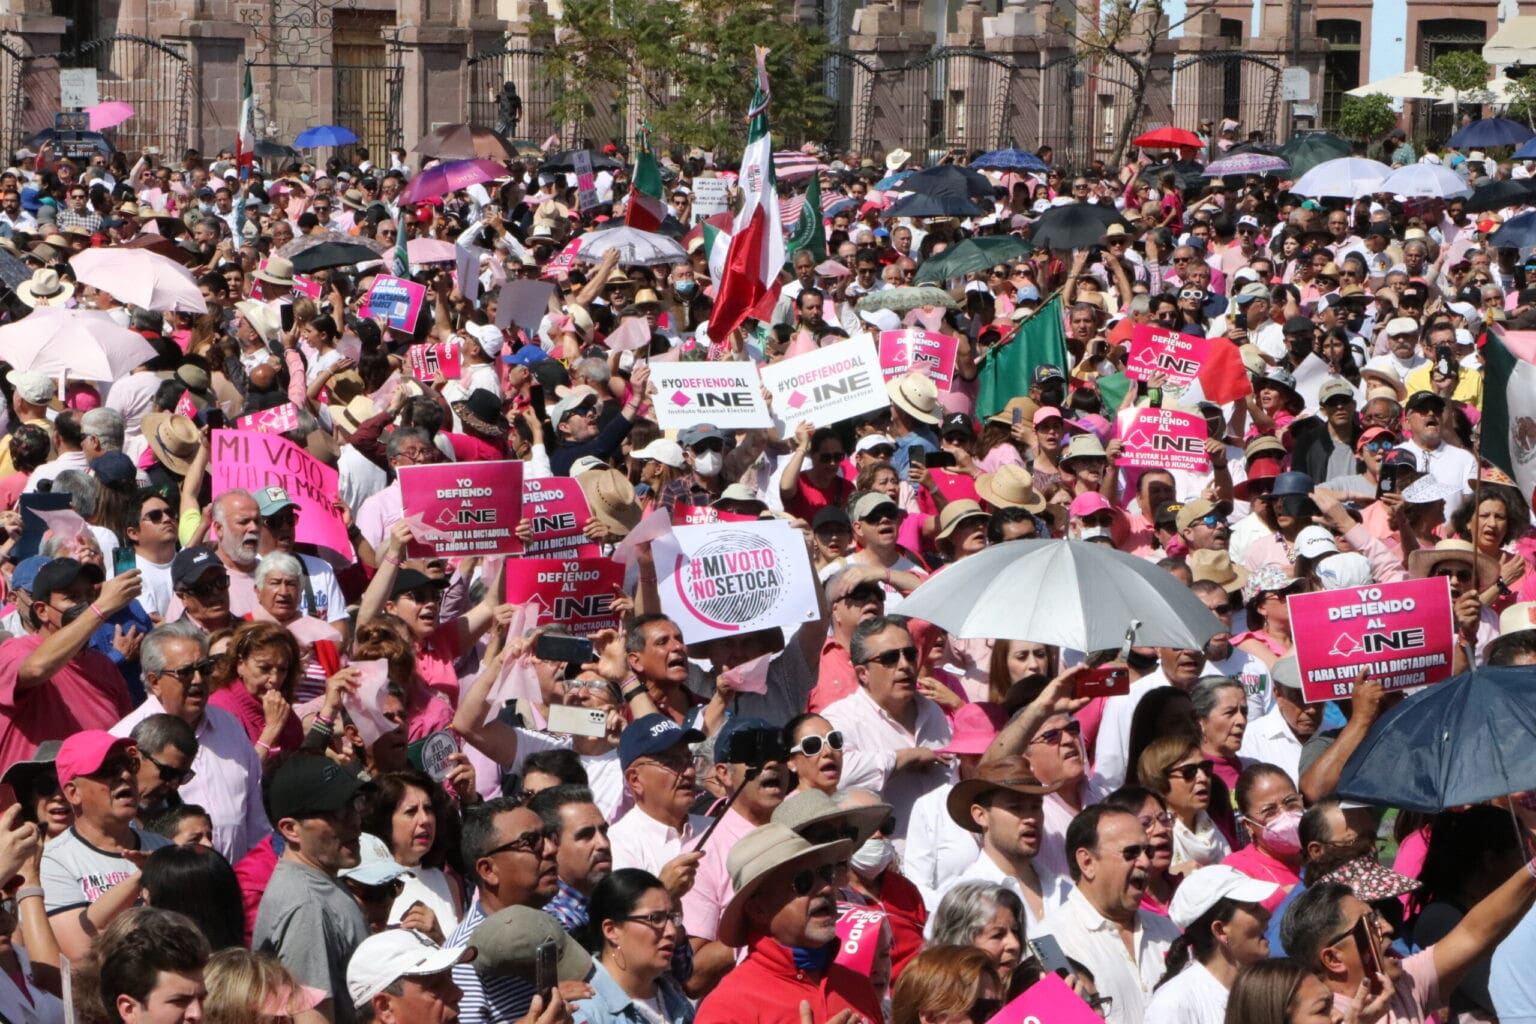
[914,236,1033,284]
[294,125,359,148]
[70,248,207,313]
[824,196,861,218]
[1345,70,1440,101]
[575,226,687,267]
[1488,210,1536,250]
[0,249,27,290]
[119,234,198,267]
[1291,157,1392,198]
[400,158,507,205]
[407,237,457,265]
[899,165,996,200]
[1464,177,1536,213]
[412,123,516,161]
[1222,141,1284,157]
[855,286,960,314]
[254,139,298,162]
[883,192,988,219]
[289,241,386,273]
[0,307,157,382]
[1447,117,1535,149]
[539,149,623,173]
[1279,132,1354,177]
[1336,666,1536,813]
[85,101,134,132]
[971,149,1050,173]
[25,127,111,155]
[875,170,914,190]
[1515,139,1536,161]
[276,231,386,261]
[898,538,1222,651]
[1202,152,1290,177]
[1132,126,1204,149]
[1380,163,1473,200]
[1136,160,1206,192]
[1028,202,1131,251]
[774,151,827,182]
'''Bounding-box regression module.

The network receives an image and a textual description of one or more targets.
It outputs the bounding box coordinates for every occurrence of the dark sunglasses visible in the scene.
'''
[1115,843,1151,862]
[142,508,172,523]
[1166,760,1215,783]
[184,573,230,597]
[1362,439,1395,453]
[156,658,220,684]
[1031,719,1082,746]
[143,750,196,785]
[861,646,918,668]
[485,828,555,858]
[816,450,846,463]
[790,861,839,897]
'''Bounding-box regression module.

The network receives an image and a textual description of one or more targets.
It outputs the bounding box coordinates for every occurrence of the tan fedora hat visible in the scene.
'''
[254,255,295,287]
[16,268,74,307]
[576,467,642,538]
[141,412,201,475]
[975,464,1048,514]
[885,372,941,425]
[717,824,851,948]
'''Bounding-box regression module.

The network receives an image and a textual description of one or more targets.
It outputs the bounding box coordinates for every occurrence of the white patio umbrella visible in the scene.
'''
[0,307,158,382]
[1380,163,1473,200]
[1345,69,1439,101]
[575,226,688,267]
[897,539,1224,652]
[70,248,208,313]
[1292,157,1393,199]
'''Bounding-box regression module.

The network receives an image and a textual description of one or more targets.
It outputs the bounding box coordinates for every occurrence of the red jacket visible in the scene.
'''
[694,935,882,1024]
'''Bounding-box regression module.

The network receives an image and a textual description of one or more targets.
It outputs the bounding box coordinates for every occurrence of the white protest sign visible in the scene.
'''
[761,341,888,431]
[418,729,460,782]
[60,68,99,109]
[691,177,730,222]
[649,361,771,430]
[652,518,821,643]
[573,150,599,212]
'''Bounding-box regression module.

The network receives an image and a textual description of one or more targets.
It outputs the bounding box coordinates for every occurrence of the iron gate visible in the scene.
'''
[1169,51,1285,147]
[463,43,633,149]
[336,52,405,155]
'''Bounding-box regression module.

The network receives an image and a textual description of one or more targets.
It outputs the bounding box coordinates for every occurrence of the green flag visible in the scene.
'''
[976,294,1068,420]
[786,172,826,262]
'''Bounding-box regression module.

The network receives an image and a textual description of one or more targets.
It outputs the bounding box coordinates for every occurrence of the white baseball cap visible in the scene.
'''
[337,833,410,887]
[1169,865,1280,931]
[1315,551,1374,590]
[631,438,686,469]
[346,929,473,1007]
[855,433,897,455]
[1294,525,1339,560]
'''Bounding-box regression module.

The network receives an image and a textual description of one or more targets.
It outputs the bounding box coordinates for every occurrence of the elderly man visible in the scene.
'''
[254,486,350,628]
[1394,392,1476,517]
[126,713,197,820]
[1045,805,1181,1024]
[111,620,269,862]
[606,712,707,894]
[808,565,887,713]
[346,929,469,1024]
[694,824,880,1024]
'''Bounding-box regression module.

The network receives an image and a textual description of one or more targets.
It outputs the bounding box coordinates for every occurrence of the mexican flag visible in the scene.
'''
[709,47,784,343]
[976,294,1069,419]
[786,170,826,262]
[1179,336,1254,406]
[702,221,731,283]
[235,66,254,177]
[624,130,667,232]
[1480,326,1536,500]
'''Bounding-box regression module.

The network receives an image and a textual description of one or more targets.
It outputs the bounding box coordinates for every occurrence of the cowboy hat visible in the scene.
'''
[946,755,1061,832]
[770,789,891,851]
[253,256,295,287]
[16,268,74,307]
[140,411,201,475]
[885,149,912,174]
[985,396,1038,427]
[886,373,941,425]
[717,824,851,948]
[576,467,642,538]
[975,464,1048,515]
[1406,539,1499,590]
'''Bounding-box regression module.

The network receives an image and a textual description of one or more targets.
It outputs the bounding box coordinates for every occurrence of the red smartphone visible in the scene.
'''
[1352,915,1384,993]
[0,784,16,817]
[1077,665,1131,698]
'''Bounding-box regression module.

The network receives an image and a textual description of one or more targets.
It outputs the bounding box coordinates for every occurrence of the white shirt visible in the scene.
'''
[1144,961,1230,1024]
[934,848,1073,937]
[1091,669,1170,792]
[1395,438,1477,518]
[1227,511,1271,569]
[509,728,628,822]
[338,444,389,516]
[822,687,954,841]
[1207,648,1275,720]
[135,552,176,619]
[1039,779,1105,882]
[1237,706,1306,784]
[1043,887,1182,1024]
[904,781,981,911]
[608,805,709,877]
[23,450,90,494]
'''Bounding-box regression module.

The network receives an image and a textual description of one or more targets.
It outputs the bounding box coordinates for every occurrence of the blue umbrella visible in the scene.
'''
[823,196,861,218]
[1447,117,1534,149]
[294,125,360,148]
[1488,209,1536,250]
[875,170,914,190]
[1515,138,1536,160]
[1337,666,1536,813]
[970,148,1050,173]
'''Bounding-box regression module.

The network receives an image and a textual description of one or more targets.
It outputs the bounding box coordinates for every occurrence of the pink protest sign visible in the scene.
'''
[363,275,428,333]
[542,239,582,281]
[878,329,959,392]
[1287,577,1455,703]
[406,341,463,382]
[1127,323,1209,390]
[521,477,599,559]
[834,904,886,976]
[503,557,625,635]
[293,274,323,300]
[173,389,197,419]
[398,460,525,557]
[236,403,300,435]
[211,429,353,557]
[986,973,1103,1024]
[675,503,758,525]
[1115,407,1209,473]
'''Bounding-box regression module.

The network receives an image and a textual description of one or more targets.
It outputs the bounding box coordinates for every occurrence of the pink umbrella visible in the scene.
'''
[0,307,158,382]
[86,101,135,131]
[400,158,507,204]
[70,248,208,313]
[406,237,457,265]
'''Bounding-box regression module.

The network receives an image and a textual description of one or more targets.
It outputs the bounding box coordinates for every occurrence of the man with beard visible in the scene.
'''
[694,824,878,1024]
[255,755,370,1024]
[1189,579,1270,720]
[684,719,791,992]
[532,785,613,935]
[41,730,173,960]
[941,756,1071,932]
[1394,391,1476,517]
[1238,656,1323,785]
[112,621,269,861]
[169,490,261,618]
[125,713,196,821]
[1047,805,1181,1024]
[1093,646,1207,790]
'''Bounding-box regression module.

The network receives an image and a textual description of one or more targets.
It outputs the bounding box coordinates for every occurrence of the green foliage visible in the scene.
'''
[532,0,829,155]
[1336,93,1398,140]
[1507,76,1536,129]
[1426,51,1492,99]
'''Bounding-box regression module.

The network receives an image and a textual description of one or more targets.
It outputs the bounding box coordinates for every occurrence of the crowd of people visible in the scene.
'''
[0,106,1533,1024]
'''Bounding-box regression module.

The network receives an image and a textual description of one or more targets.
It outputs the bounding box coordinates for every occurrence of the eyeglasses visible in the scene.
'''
[836,585,883,606]
[622,910,685,930]
[790,861,839,896]
[860,646,917,668]
[1193,514,1225,529]
[1433,565,1474,583]
[1172,256,1191,264]
[155,658,220,684]
[143,750,196,785]
[87,753,140,781]
[1086,995,1115,1016]
[1138,811,1175,831]
[1115,843,1151,862]
[1030,719,1082,746]
[1325,910,1381,948]
[1362,439,1395,453]
[263,510,300,529]
[1179,290,1205,300]
[816,451,846,463]
[348,877,406,901]
[484,828,555,858]
[788,731,844,757]
[1165,760,1215,783]
[861,447,894,459]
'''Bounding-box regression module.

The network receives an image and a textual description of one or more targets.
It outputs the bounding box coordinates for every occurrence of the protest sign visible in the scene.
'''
[173,389,197,419]
[504,557,625,634]
[674,503,759,525]
[292,274,323,300]
[761,342,888,431]
[363,275,428,333]
[521,477,599,559]
[1115,407,1210,473]
[417,730,460,782]
[986,974,1103,1024]
[878,329,958,392]
[212,429,353,556]
[1127,324,1208,391]
[691,177,730,221]
[236,403,300,435]
[542,238,582,280]
[649,362,772,431]
[406,340,463,381]
[651,519,820,642]
[573,150,599,212]
[398,460,524,557]
[496,279,556,334]
[1287,577,1455,703]
[834,906,887,975]
[455,244,482,306]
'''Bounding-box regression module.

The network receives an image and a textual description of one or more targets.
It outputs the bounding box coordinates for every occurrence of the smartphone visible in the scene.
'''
[113,546,137,575]
[533,938,557,1001]
[546,704,608,738]
[279,302,295,333]
[1028,934,1073,978]
[205,409,225,430]
[1012,406,1023,426]
[1077,665,1132,698]
[1352,916,1384,993]
[534,633,595,666]
[0,784,15,817]
[729,727,790,769]
[925,450,957,470]
[909,449,927,470]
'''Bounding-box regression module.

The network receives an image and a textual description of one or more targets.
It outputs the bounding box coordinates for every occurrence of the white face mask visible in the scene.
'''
[693,450,723,477]
[1077,525,1111,541]
[849,837,894,879]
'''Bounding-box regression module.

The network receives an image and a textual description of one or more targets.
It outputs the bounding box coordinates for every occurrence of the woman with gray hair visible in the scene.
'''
[928,881,1026,985]
[253,550,345,704]
[1192,674,1251,850]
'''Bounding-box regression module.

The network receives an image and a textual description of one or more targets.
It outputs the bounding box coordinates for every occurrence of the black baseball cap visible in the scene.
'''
[1033,364,1066,385]
[388,568,449,601]
[31,558,104,604]
[813,506,852,532]
[941,412,975,439]
[171,545,224,591]
[266,755,362,822]
[1404,391,1446,414]
[1282,316,1315,335]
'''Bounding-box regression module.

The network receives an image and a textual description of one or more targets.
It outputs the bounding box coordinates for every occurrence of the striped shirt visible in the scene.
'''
[451,896,536,1024]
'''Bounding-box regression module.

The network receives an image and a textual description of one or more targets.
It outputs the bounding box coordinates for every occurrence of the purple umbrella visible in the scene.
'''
[400,158,507,204]
[1202,152,1291,177]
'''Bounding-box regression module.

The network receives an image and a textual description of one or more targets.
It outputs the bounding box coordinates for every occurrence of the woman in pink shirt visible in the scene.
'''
[352,618,454,742]
[207,621,305,761]
[1224,764,1304,911]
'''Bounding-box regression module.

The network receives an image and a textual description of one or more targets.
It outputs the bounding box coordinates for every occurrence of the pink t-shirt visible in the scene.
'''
[1332,947,1438,1024]
[415,626,464,707]
[0,634,130,769]
[1222,843,1299,911]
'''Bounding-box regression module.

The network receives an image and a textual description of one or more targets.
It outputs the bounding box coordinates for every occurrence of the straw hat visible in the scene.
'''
[886,373,941,425]
[1406,539,1499,590]
[576,467,642,538]
[141,412,201,475]
[254,256,295,287]
[975,464,1048,514]
[332,395,379,435]
[717,824,850,947]
[16,268,73,307]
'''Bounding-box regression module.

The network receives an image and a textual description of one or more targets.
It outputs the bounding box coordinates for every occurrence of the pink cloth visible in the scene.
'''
[809,639,857,715]
[0,634,130,769]
[1395,826,1430,916]
[415,626,464,707]
[207,680,304,754]
[1222,843,1299,912]
[976,443,1026,475]
[682,808,758,942]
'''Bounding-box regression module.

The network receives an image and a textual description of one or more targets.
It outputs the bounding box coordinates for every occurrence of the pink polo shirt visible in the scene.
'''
[1222,844,1299,912]
[1332,947,1438,1024]
[682,808,759,943]
[0,635,130,769]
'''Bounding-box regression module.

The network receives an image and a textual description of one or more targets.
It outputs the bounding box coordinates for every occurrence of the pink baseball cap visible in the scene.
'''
[938,702,1008,756]
[55,731,133,786]
[1069,492,1113,518]
[1032,406,1065,426]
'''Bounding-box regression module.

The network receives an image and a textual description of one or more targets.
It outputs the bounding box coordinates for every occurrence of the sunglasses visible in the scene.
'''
[156,658,220,684]
[817,450,846,463]
[1362,439,1395,453]
[1193,514,1225,528]
[142,507,172,523]
[143,750,196,785]
[1031,719,1082,746]
[788,731,845,757]
[184,574,230,598]
[485,828,555,858]
[348,877,406,901]
[861,646,918,668]
[790,861,839,897]
[861,446,894,459]
[1115,843,1151,862]
[1166,760,1215,783]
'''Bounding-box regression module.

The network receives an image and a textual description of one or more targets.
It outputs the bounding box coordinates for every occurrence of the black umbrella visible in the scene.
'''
[883,191,988,219]
[1028,202,1130,251]
[0,249,27,290]
[289,241,385,273]
[1222,141,1284,157]
[898,164,995,200]
[1136,160,1206,192]
[1463,177,1536,214]
[26,127,112,155]
[255,139,298,162]
[540,149,623,173]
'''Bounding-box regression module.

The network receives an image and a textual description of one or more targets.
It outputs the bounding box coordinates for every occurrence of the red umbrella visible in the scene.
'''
[1132,126,1204,149]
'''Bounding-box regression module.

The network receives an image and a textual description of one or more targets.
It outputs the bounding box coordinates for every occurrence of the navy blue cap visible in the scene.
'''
[90,451,137,487]
[619,713,704,771]
[10,554,50,593]
[1270,470,1315,499]
[714,717,781,765]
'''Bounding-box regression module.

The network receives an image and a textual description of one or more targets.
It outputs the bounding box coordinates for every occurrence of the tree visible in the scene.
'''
[1336,93,1398,142]
[1426,50,1492,125]
[532,0,829,155]
[1507,76,1536,130]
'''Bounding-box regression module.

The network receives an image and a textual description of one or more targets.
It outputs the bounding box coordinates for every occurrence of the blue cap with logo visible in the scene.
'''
[619,713,704,770]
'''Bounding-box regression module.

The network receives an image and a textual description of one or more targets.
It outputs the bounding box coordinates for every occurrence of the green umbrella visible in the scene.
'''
[1279,132,1354,178]
[855,286,960,314]
[914,236,1033,284]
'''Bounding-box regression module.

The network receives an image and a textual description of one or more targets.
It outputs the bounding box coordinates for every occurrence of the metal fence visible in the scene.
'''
[1168,51,1285,146]
[463,44,633,149]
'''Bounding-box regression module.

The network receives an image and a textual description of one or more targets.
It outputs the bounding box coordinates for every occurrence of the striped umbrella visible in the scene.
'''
[774,150,826,182]
[1202,152,1290,177]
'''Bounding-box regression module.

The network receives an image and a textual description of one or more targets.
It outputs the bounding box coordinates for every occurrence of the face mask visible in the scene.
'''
[849,837,894,878]
[693,450,723,477]
[60,601,92,627]
[1251,809,1303,855]
[675,280,697,298]
[1077,525,1111,541]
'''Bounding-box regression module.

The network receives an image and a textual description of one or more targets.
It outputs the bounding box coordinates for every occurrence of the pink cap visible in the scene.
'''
[1069,492,1113,518]
[64,382,101,412]
[55,730,133,786]
[1068,413,1111,443]
[938,702,1008,755]
[1032,406,1065,426]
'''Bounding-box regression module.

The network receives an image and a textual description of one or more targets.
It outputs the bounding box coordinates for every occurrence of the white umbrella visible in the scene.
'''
[1292,157,1393,199]
[1345,69,1439,101]
[575,226,688,267]
[1380,163,1472,200]
[897,539,1223,651]
[69,248,208,313]
[0,307,158,382]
